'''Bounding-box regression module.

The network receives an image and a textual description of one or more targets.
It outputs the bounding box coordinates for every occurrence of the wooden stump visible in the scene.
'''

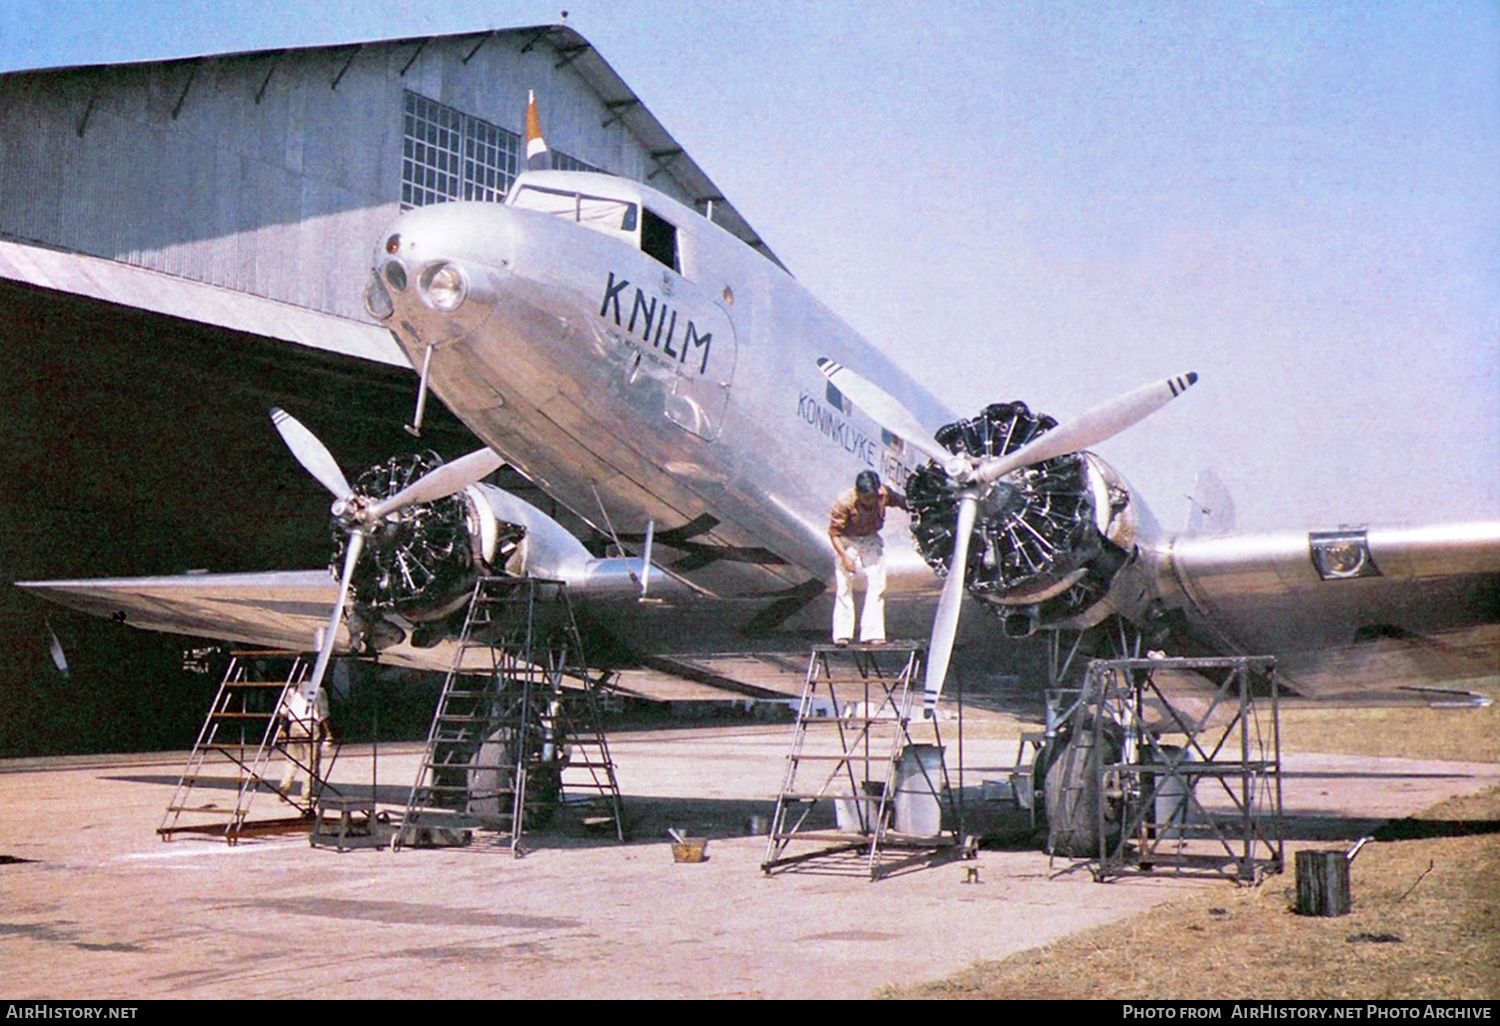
[1295,849,1351,916]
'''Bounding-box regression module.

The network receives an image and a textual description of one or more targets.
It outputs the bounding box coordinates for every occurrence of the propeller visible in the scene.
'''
[968,374,1198,487]
[811,364,1199,712]
[923,493,978,703]
[271,407,353,499]
[365,446,506,519]
[270,407,503,701]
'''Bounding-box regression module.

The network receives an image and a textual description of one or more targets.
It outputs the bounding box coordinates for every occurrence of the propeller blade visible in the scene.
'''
[923,493,979,712]
[972,372,1198,485]
[271,407,354,500]
[815,358,962,473]
[366,447,504,520]
[304,530,364,700]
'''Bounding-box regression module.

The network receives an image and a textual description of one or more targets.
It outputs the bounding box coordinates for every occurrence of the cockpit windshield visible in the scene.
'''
[510,183,639,235]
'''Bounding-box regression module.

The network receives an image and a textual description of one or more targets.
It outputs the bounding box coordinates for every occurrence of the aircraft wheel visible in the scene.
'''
[1043,718,1122,858]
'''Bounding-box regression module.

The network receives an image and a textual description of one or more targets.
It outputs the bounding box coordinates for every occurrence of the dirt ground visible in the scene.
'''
[2,723,1497,999]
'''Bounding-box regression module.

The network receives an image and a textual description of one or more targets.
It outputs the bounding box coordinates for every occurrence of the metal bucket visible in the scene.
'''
[671,838,708,863]
[1151,744,1195,839]
[834,781,885,834]
[892,744,944,836]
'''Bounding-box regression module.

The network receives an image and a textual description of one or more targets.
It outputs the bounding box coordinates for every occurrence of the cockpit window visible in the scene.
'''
[511,184,638,233]
[641,208,679,272]
[511,183,681,274]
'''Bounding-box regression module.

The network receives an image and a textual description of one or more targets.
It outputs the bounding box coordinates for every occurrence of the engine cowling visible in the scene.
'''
[907,401,1135,635]
[330,452,524,624]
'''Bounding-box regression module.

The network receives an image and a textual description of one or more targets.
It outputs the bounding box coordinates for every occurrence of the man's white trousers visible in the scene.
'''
[833,533,887,643]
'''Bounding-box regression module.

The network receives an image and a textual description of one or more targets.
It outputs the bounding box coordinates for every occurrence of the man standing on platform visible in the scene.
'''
[828,470,908,646]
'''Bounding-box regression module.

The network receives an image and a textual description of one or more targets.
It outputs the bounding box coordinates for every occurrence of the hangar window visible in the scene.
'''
[462,118,517,203]
[402,92,520,208]
[402,92,604,210]
[551,151,604,174]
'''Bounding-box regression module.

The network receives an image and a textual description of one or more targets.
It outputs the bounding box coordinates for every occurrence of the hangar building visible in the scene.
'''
[0,24,772,755]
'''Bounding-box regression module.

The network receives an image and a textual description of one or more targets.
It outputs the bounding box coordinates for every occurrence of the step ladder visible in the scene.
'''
[762,642,959,880]
[396,577,625,853]
[159,650,340,843]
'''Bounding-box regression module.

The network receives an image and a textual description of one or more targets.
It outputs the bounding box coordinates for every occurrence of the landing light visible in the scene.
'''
[1309,530,1380,580]
[421,262,467,312]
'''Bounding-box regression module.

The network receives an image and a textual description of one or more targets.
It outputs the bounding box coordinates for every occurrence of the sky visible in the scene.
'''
[2,0,1496,532]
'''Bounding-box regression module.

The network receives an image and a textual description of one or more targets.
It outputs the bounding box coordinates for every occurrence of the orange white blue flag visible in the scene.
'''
[526,90,550,172]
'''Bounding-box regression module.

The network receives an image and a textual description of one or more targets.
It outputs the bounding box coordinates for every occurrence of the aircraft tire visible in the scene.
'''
[1043,718,1122,858]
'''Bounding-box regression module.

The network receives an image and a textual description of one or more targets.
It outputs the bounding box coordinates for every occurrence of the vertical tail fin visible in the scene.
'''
[526,90,550,172]
[1185,467,1236,537]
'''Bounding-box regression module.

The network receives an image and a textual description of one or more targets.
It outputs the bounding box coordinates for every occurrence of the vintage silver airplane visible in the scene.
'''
[20,99,1500,724]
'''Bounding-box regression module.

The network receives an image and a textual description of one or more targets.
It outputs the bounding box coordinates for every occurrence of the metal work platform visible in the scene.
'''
[160,650,341,843]
[396,577,625,853]
[762,642,959,880]
[1047,654,1283,882]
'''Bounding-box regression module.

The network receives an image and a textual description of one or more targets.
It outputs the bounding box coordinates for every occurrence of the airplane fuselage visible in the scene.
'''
[357,170,1499,687]
[18,172,1497,700]
[369,171,960,606]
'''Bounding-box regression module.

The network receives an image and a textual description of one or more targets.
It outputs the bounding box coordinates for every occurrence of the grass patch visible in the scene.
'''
[883,785,1500,1000]
[1277,688,1498,764]
[958,678,1498,762]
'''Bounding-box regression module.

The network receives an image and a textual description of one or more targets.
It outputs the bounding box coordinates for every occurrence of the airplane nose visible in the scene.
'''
[370,203,517,340]
[416,260,468,312]
[368,255,470,320]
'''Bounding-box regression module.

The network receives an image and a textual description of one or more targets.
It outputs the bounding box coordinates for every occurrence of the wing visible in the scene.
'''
[1163,520,1500,698]
[15,569,524,675]
[16,570,339,654]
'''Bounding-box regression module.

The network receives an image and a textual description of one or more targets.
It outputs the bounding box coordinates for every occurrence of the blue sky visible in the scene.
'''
[3,0,1496,531]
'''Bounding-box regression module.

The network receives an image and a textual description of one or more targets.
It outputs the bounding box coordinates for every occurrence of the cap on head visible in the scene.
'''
[855,470,880,495]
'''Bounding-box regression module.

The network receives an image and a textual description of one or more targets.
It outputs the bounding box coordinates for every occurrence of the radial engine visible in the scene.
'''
[329,452,524,627]
[905,401,1138,637]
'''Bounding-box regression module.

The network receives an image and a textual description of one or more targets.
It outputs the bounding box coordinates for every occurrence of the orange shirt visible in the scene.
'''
[828,487,905,539]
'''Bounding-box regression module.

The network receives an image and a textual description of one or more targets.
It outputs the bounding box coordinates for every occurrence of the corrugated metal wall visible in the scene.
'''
[0,30,727,757]
[0,32,684,325]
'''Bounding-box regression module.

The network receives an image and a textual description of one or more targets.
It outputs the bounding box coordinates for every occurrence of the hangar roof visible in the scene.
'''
[5,23,783,271]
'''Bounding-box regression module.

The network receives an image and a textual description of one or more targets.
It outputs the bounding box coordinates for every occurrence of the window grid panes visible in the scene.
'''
[402,91,520,208]
[552,151,602,174]
[463,118,517,202]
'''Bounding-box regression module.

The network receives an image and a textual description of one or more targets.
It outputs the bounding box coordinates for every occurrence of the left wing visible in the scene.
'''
[1160,521,1500,697]
[16,562,654,677]
[16,474,678,675]
[16,403,679,681]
